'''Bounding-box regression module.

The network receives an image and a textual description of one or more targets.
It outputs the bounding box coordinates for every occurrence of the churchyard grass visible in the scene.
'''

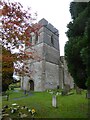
[0,95,2,109]
[2,88,88,118]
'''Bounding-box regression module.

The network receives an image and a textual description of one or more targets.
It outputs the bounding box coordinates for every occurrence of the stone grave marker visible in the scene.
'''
[65,84,70,92]
[75,86,82,94]
[52,95,57,108]
[86,90,90,99]
[62,84,70,95]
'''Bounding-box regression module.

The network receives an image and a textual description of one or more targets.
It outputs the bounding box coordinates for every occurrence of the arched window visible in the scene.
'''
[30,36,32,43]
[51,35,54,45]
[35,34,38,44]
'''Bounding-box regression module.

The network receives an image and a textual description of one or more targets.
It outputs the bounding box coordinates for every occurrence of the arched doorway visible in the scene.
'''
[29,80,34,91]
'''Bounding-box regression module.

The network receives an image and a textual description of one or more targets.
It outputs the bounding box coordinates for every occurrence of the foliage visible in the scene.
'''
[2,46,15,91]
[1,0,41,90]
[70,2,88,20]
[1,0,39,49]
[2,103,36,119]
[65,2,90,89]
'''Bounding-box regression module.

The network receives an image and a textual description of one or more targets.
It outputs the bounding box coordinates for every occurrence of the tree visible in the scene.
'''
[65,2,90,90]
[2,46,15,91]
[1,0,41,91]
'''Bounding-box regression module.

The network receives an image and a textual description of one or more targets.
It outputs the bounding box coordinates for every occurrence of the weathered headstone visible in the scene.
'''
[52,95,57,108]
[75,86,82,94]
[86,90,90,99]
[65,84,70,92]
[62,84,70,95]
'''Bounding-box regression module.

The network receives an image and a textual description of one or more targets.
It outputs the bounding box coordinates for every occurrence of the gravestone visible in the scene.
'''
[62,84,70,95]
[86,90,90,99]
[52,95,57,108]
[75,86,82,94]
[64,84,70,92]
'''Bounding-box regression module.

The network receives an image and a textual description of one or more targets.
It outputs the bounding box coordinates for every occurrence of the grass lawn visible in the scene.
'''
[2,88,89,119]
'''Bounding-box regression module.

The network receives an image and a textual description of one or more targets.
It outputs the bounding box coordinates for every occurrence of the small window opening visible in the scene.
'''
[35,34,38,44]
[51,35,54,45]
[30,36,32,43]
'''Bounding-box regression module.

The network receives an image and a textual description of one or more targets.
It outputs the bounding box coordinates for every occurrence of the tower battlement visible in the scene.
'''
[38,18,59,36]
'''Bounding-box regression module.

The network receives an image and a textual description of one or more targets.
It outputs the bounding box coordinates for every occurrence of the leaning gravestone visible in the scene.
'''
[62,84,70,95]
[65,84,70,92]
[52,95,57,108]
[75,86,82,94]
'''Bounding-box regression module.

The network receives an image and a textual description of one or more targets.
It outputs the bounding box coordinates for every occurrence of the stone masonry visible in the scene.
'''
[20,18,74,91]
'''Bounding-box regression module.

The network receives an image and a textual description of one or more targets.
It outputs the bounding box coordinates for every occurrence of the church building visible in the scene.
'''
[20,18,74,91]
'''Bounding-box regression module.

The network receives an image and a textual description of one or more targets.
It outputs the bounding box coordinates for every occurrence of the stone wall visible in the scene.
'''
[59,56,74,89]
[44,43,60,65]
[21,76,30,91]
[45,62,60,90]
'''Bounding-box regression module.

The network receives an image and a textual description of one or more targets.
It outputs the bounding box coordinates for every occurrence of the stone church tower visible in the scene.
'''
[21,18,60,91]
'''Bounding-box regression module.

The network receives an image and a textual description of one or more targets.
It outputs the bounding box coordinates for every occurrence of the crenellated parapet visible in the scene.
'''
[38,18,59,36]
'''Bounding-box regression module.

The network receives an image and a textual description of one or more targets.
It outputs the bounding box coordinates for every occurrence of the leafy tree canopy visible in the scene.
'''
[2,46,14,91]
[1,0,41,91]
[65,2,90,89]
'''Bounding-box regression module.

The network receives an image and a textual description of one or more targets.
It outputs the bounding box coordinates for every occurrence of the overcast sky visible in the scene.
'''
[7,0,73,56]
